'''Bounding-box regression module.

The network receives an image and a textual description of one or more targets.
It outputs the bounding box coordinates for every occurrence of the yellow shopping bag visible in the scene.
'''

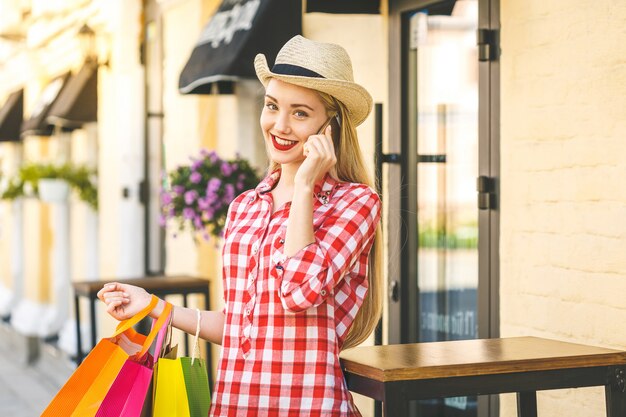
[152,309,211,417]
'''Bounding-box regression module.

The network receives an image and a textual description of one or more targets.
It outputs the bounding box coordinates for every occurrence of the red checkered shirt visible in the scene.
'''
[210,169,381,417]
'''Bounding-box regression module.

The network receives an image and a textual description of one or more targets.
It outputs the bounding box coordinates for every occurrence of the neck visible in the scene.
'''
[277,162,300,187]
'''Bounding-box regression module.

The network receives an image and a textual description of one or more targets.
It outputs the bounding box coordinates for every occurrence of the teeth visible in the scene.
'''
[275,136,296,146]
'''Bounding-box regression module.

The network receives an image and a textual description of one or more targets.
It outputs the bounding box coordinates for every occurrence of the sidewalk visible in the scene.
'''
[0,322,73,417]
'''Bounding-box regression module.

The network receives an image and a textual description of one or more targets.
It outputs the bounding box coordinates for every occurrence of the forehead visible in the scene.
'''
[265,79,324,108]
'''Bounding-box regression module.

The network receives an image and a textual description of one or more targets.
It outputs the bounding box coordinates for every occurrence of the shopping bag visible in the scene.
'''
[41,295,161,417]
[94,302,172,417]
[153,308,211,417]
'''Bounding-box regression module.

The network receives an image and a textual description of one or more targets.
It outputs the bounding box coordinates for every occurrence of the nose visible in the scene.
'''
[273,111,291,135]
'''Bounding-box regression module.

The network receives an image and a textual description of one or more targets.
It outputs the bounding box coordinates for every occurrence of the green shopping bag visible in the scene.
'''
[152,309,211,417]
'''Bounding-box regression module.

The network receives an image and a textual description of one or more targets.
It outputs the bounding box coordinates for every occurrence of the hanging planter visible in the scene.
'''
[0,163,98,210]
[38,178,71,203]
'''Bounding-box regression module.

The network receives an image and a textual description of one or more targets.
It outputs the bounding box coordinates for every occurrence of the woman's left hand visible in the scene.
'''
[296,125,337,187]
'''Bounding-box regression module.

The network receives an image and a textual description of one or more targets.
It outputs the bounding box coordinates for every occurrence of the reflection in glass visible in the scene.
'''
[412,1,478,415]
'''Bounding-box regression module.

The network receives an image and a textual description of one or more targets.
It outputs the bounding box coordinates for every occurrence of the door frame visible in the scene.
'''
[386,0,500,402]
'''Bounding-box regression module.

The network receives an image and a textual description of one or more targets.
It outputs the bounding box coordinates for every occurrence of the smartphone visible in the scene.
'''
[317,115,334,135]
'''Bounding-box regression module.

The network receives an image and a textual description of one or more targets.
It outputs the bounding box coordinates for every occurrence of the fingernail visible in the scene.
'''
[108,284,115,289]
[123,293,129,297]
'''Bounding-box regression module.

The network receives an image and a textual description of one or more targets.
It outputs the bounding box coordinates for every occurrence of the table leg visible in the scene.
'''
[383,384,408,417]
[517,391,538,417]
[606,366,626,417]
[89,298,97,350]
[183,294,189,356]
[74,294,83,365]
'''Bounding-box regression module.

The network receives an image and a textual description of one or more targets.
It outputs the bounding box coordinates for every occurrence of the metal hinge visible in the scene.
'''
[477,176,496,210]
[477,28,498,62]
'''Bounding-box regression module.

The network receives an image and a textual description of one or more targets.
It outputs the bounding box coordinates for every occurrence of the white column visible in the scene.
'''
[37,179,71,337]
[0,198,24,317]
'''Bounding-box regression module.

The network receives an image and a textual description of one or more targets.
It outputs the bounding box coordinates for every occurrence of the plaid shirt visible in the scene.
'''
[210,169,381,417]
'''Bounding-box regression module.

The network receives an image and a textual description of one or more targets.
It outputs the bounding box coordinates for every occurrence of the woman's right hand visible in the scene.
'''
[97,282,153,321]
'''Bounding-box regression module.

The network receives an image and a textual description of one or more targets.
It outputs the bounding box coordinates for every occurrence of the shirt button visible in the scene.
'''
[321,289,327,296]
[252,242,259,254]
[248,273,255,282]
[245,309,251,316]
[279,238,285,245]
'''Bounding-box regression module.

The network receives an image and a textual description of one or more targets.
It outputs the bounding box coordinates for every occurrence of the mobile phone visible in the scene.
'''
[317,115,335,135]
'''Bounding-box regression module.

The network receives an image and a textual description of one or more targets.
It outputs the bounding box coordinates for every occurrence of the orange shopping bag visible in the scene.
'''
[41,295,165,417]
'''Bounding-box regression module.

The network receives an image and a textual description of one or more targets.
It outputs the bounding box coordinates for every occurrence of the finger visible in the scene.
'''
[103,291,129,300]
[103,293,130,304]
[305,138,325,159]
[319,127,335,155]
[107,302,123,315]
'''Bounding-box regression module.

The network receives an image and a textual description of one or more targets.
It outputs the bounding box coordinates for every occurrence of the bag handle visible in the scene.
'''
[112,294,159,337]
[150,304,173,365]
[136,301,172,358]
[191,308,201,365]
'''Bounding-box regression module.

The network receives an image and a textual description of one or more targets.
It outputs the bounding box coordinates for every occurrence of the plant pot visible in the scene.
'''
[38,179,70,203]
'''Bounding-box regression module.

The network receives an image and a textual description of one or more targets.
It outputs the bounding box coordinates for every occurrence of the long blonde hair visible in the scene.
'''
[267,92,383,350]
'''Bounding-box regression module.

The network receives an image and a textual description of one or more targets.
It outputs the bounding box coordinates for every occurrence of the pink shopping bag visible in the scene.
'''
[93,302,172,417]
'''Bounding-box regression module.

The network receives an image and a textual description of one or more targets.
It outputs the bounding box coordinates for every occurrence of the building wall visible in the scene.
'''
[500,1,626,415]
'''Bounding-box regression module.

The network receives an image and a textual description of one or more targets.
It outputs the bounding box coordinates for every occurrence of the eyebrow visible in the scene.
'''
[265,94,315,111]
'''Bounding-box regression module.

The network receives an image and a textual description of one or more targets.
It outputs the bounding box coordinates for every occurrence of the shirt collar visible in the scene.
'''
[253,168,339,205]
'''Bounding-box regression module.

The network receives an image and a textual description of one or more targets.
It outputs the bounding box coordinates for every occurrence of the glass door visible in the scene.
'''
[413,2,479,415]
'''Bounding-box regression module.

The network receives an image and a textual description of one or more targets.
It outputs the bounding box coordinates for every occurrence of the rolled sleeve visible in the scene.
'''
[276,187,381,312]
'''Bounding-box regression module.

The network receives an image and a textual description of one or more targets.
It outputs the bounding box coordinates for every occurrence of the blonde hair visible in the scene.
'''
[267,93,383,350]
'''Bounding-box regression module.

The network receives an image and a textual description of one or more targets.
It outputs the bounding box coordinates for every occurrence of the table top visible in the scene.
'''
[340,337,626,382]
[73,275,209,297]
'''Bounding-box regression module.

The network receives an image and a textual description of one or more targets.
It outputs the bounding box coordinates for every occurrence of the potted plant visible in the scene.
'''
[160,149,260,241]
[0,162,98,210]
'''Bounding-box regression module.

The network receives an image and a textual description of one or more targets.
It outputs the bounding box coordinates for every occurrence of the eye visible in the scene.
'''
[294,110,308,118]
[265,102,278,111]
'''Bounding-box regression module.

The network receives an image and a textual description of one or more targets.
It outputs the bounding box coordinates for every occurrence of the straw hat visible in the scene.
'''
[254,35,373,126]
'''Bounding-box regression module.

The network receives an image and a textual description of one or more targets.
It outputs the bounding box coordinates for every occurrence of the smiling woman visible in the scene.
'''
[98,35,382,417]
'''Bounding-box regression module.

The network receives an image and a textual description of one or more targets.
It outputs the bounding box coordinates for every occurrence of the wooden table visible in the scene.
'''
[340,337,626,416]
[73,275,212,389]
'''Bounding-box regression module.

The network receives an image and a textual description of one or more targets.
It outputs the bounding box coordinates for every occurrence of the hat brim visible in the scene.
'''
[254,54,373,127]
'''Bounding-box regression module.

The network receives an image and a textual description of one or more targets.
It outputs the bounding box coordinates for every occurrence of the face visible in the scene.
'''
[260,79,328,168]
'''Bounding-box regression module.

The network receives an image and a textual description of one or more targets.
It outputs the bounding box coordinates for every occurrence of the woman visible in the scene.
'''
[98,35,382,417]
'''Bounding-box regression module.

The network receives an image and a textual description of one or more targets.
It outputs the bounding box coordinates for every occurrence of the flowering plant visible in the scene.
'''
[160,149,260,240]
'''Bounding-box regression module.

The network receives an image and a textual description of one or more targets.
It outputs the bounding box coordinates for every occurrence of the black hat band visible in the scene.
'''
[271,64,325,79]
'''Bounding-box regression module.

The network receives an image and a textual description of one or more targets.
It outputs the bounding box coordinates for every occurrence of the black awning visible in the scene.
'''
[0,89,23,142]
[306,0,380,14]
[21,72,71,136]
[179,0,302,95]
[47,62,98,129]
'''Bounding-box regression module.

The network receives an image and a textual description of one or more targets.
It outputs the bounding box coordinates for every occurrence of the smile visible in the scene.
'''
[271,134,299,151]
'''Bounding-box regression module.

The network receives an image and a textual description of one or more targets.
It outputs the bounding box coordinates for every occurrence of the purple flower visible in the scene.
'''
[206,178,221,195]
[173,185,185,195]
[184,190,198,205]
[220,162,233,176]
[236,180,244,190]
[202,232,210,241]
[193,216,203,229]
[209,151,219,164]
[191,159,203,171]
[183,207,195,219]
[223,184,235,203]
[190,171,202,184]
[198,197,210,210]
[158,214,167,226]
[161,192,172,205]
